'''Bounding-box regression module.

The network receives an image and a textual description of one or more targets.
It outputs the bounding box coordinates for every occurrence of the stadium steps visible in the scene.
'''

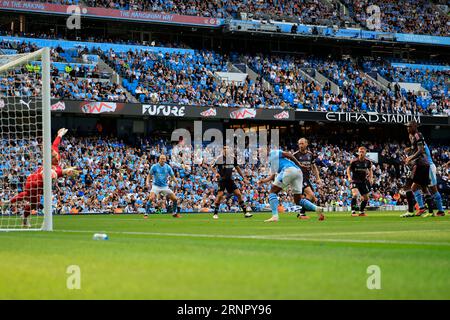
[96,57,138,103]
[313,70,340,95]
[239,63,273,91]
[299,68,324,90]
[363,71,390,92]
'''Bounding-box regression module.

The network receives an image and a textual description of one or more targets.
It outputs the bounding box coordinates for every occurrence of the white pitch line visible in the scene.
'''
[56,229,450,247]
[263,229,447,237]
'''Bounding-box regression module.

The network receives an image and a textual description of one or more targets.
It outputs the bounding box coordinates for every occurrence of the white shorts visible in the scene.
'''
[150,185,174,197]
[429,163,437,186]
[273,167,303,194]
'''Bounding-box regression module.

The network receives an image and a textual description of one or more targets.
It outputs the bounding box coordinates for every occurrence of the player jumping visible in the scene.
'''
[347,146,373,217]
[211,146,253,220]
[1,165,79,227]
[293,138,322,220]
[257,148,324,222]
[145,154,180,218]
[0,128,73,227]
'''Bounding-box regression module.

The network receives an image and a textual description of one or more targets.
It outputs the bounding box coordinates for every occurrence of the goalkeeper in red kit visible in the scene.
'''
[1,128,79,227]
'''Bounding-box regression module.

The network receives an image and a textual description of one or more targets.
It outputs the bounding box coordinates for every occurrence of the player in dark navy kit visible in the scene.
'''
[211,146,253,220]
[347,146,374,217]
[293,138,322,220]
[402,121,430,217]
[400,149,418,218]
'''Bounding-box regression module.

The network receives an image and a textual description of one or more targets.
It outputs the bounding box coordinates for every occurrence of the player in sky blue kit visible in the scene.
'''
[422,142,445,217]
[257,148,325,222]
[146,154,180,218]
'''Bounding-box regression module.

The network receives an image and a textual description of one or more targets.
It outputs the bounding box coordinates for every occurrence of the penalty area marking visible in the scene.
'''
[56,229,450,247]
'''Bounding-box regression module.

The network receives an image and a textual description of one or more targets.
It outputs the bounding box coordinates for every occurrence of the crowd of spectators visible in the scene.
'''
[103,47,283,108]
[246,54,449,115]
[25,0,449,35]
[342,0,449,36]
[0,41,128,102]
[0,30,190,49]
[363,60,449,115]
[246,54,325,110]
[1,134,449,214]
[1,37,449,113]
[84,0,341,25]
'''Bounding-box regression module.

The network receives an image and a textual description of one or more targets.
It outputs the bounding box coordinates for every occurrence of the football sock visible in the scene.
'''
[268,193,279,217]
[172,200,178,214]
[300,207,306,214]
[213,204,218,215]
[299,198,317,212]
[239,201,247,214]
[351,197,357,211]
[406,190,415,213]
[413,190,425,209]
[360,200,368,212]
[433,192,444,212]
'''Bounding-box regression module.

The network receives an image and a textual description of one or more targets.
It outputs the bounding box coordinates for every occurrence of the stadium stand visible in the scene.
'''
[23,0,449,35]
[84,0,342,25]
[363,60,449,115]
[0,35,448,113]
[0,39,129,101]
[342,0,449,36]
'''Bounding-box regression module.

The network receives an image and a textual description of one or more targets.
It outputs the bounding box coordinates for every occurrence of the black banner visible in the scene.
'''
[296,111,450,126]
[2,97,447,125]
[50,100,296,121]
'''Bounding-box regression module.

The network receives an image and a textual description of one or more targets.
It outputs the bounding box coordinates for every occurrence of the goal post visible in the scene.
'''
[0,47,53,231]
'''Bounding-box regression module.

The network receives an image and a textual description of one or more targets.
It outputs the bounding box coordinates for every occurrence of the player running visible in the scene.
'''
[347,146,373,217]
[211,146,253,220]
[401,121,430,217]
[293,138,322,220]
[145,154,180,218]
[257,148,324,222]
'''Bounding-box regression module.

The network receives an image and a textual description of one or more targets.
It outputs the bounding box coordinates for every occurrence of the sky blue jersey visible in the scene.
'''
[150,163,174,187]
[269,149,299,173]
[424,144,434,165]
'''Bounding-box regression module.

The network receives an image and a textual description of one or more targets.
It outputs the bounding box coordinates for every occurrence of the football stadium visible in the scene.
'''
[0,0,449,302]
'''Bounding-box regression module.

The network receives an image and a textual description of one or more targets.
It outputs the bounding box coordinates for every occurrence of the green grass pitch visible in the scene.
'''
[0,212,449,299]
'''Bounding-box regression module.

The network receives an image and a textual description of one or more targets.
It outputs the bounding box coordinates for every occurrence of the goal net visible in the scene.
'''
[0,48,53,231]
